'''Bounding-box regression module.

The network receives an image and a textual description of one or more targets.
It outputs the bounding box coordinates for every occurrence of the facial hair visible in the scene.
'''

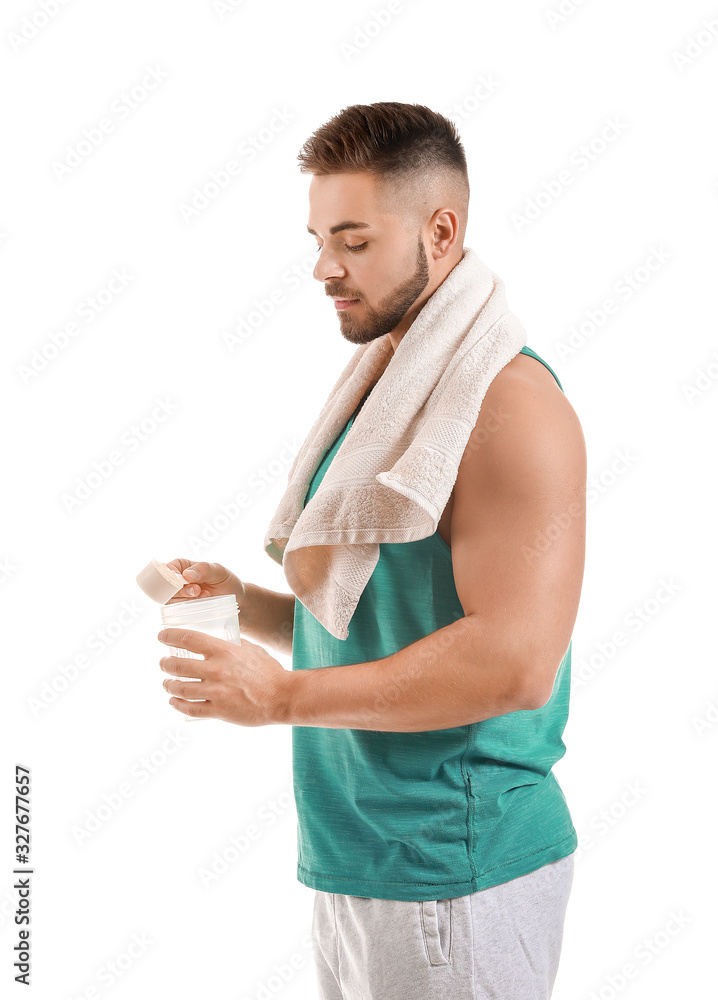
[334,233,430,346]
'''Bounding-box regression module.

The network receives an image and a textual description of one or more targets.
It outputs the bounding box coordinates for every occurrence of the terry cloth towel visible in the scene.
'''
[263,247,528,641]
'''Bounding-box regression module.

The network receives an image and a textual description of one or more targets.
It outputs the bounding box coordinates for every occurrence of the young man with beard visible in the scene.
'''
[159,102,586,999]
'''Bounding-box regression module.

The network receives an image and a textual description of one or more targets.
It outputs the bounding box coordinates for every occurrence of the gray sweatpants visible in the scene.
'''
[311,852,574,999]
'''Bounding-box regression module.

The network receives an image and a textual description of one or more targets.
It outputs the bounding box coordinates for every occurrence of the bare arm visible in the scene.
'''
[240,581,295,657]
[280,355,586,731]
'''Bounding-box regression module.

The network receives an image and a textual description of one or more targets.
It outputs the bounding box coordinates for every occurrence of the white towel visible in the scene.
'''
[263,247,528,640]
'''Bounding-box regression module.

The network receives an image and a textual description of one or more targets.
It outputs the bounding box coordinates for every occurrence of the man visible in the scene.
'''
[159,102,586,999]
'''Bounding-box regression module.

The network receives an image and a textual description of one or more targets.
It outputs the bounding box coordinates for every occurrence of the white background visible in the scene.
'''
[2,1,717,998]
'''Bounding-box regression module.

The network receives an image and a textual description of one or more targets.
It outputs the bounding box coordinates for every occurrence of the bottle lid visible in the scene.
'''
[136,560,188,604]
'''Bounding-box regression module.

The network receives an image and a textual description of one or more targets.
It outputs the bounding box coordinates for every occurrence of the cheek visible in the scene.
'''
[364,265,397,304]
[358,256,391,296]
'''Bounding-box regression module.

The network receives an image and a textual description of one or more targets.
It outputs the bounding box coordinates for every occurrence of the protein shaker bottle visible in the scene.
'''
[136,560,241,721]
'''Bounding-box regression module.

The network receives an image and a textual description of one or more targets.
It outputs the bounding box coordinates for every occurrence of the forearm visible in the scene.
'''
[238,581,294,656]
[282,615,534,732]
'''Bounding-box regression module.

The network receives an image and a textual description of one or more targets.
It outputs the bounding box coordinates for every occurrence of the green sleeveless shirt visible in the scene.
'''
[290,345,578,901]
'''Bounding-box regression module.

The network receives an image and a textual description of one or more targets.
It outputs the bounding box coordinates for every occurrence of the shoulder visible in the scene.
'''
[455,350,586,496]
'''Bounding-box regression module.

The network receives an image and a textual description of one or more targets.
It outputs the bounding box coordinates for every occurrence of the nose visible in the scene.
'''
[313,246,347,283]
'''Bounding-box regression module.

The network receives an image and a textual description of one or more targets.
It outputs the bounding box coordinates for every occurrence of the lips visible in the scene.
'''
[334,298,360,310]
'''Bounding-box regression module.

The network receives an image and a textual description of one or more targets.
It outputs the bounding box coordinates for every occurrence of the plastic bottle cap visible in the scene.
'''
[136,560,188,604]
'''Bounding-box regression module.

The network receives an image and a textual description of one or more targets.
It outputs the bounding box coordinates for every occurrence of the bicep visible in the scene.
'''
[449,371,586,703]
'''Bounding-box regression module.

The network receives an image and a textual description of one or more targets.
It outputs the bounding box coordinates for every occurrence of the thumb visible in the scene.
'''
[180,561,229,585]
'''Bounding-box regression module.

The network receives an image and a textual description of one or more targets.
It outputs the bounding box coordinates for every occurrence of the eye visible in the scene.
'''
[314,243,368,254]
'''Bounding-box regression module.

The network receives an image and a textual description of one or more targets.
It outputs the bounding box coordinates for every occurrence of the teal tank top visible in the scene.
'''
[291,345,578,901]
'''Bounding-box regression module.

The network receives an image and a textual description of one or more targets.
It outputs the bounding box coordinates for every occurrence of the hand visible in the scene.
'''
[164,559,244,604]
[158,628,289,726]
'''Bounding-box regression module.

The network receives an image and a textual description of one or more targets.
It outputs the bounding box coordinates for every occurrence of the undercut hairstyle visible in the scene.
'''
[297,102,470,244]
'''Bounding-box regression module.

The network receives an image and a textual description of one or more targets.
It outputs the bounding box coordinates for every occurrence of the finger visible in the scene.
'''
[178,561,232,587]
[159,655,207,679]
[161,560,198,601]
[158,627,219,657]
[166,559,210,589]
[168,695,210,718]
[164,583,203,603]
[166,558,199,582]
[163,677,206,699]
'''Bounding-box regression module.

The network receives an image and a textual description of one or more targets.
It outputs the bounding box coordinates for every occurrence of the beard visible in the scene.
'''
[333,233,430,346]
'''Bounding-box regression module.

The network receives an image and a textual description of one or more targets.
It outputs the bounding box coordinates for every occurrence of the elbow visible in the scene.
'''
[519,659,560,711]
[501,667,546,714]
[521,685,549,711]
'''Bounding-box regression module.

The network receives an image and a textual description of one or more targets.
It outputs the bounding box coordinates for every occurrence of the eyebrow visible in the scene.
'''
[306,221,372,237]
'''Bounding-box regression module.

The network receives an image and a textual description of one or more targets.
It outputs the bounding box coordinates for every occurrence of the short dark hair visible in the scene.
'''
[297,102,469,237]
